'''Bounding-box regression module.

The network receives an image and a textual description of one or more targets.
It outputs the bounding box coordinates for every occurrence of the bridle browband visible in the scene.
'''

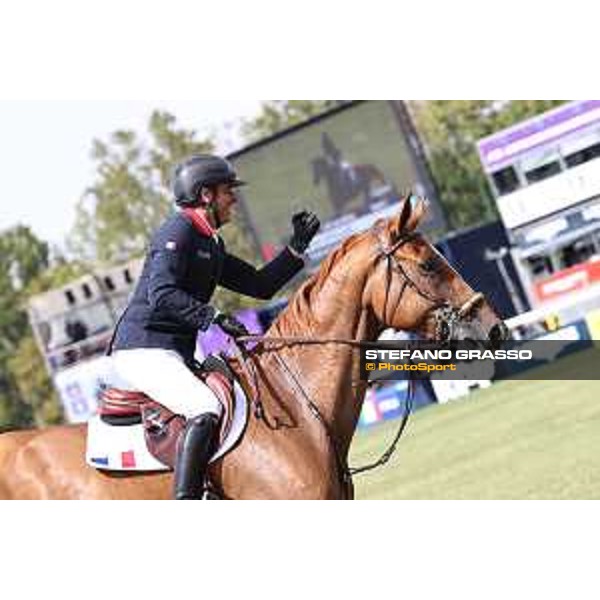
[233,224,487,496]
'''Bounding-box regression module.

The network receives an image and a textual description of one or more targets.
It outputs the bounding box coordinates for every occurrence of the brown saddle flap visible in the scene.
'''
[99,368,237,469]
[140,402,186,468]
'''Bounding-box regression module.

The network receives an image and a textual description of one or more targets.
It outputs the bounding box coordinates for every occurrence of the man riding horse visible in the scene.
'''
[0,189,508,499]
[109,154,320,499]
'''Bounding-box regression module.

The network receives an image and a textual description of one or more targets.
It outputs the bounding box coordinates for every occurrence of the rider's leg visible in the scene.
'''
[172,412,220,499]
[112,349,223,418]
[112,349,223,499]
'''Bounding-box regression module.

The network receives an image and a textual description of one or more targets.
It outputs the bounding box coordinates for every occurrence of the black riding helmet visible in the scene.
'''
[172,154,246,207]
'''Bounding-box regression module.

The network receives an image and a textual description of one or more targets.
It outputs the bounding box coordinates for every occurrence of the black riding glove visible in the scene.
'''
[289,210,320,254]
[214,313,249,339]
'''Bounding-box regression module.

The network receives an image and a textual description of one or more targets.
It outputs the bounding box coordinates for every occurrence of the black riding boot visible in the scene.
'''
[173,413,220,500]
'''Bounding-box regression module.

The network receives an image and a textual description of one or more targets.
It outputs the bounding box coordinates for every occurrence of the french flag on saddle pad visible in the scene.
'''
[121,450,136,468]
[90,450,136,469]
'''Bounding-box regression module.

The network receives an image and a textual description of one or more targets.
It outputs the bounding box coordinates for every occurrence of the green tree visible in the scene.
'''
[8,336,63,427]
[69,110,260,313]
[69,111,215,264]
[0,226,50,429]
[409,100,565,230]
[242,100,340,142]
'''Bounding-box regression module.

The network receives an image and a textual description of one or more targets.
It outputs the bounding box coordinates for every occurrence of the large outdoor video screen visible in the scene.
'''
[230,101,446,262]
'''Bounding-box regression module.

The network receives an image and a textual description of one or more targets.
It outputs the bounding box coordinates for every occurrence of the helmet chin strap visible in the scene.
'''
[207,202,222,229]
[195,187,221,229]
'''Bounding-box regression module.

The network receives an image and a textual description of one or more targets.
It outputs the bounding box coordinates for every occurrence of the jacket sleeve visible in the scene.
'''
[219,246,305,300]
[146,234,217,331]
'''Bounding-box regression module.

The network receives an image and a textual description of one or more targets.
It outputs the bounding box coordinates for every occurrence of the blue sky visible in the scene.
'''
[0,100,263,247]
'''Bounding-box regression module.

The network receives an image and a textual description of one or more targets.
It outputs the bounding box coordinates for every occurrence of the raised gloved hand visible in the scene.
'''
[214,313,249,339]
[289,210,320,254]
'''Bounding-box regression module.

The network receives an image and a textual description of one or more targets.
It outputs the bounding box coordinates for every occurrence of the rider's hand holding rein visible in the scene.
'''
[214,312,249,339]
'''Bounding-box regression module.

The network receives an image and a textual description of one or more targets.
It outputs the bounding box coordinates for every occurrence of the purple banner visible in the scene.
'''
[477,100,600,170]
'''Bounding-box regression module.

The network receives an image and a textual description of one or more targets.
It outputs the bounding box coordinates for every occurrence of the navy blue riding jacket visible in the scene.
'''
[110,211,304,363]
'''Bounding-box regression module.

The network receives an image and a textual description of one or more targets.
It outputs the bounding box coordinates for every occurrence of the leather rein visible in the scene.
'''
[232,226,485,496]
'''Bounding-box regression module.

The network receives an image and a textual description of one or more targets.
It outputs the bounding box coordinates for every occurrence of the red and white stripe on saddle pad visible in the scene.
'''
[86,378,249,472]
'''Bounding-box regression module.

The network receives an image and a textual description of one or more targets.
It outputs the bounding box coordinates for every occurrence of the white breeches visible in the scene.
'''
[112,349,223,419]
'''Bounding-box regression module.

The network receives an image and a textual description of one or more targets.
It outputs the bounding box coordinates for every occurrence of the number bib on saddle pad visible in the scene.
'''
[86,376,249,472]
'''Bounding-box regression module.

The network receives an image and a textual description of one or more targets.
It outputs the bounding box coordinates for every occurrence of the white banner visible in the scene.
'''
[53,356,128,423]
[497,159,600,229]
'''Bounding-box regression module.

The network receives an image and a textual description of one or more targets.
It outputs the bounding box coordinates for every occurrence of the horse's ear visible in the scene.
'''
[391,194,429,239]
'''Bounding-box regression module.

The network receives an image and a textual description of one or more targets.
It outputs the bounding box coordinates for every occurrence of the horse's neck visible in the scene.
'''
[318,308,377,457]
[267,253,379,457]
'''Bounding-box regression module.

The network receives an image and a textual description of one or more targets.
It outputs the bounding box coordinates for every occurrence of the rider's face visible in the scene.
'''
[202,184,238,225]
[215,184,238,224]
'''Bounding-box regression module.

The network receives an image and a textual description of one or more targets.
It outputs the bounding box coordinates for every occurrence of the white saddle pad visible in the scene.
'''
[86,379,249,472]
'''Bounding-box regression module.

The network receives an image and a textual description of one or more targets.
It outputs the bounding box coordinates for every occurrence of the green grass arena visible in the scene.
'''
[350,355,600,499]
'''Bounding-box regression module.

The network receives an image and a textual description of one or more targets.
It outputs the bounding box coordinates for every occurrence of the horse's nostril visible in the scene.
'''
[438,321,450,341]
[488,322,510,347]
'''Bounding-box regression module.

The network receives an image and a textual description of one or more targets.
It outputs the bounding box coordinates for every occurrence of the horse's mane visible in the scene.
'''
[270,230,368,336]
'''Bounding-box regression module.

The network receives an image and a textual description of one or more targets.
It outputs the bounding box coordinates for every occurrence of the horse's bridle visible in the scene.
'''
[374,225,485,342]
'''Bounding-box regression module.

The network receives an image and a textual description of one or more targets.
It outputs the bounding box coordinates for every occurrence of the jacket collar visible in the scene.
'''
[182,207,217,239]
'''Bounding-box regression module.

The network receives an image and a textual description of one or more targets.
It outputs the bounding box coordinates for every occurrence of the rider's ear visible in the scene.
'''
[392,194,428,239]
[199,186,215,205]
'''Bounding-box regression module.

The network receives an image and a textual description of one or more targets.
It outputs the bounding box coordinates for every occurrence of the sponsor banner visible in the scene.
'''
[53,355,128,423]
[495,159,600,229]
[477,100,600,171]
[358,335,597,381]
[359,383,408,428]
[358,381,434,429]
[534,259,600,302]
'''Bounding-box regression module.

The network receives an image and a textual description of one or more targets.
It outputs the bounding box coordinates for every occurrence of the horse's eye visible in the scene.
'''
[420,257,438,273]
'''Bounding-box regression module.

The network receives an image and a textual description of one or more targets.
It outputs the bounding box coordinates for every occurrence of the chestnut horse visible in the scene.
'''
[0,198,507,499]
